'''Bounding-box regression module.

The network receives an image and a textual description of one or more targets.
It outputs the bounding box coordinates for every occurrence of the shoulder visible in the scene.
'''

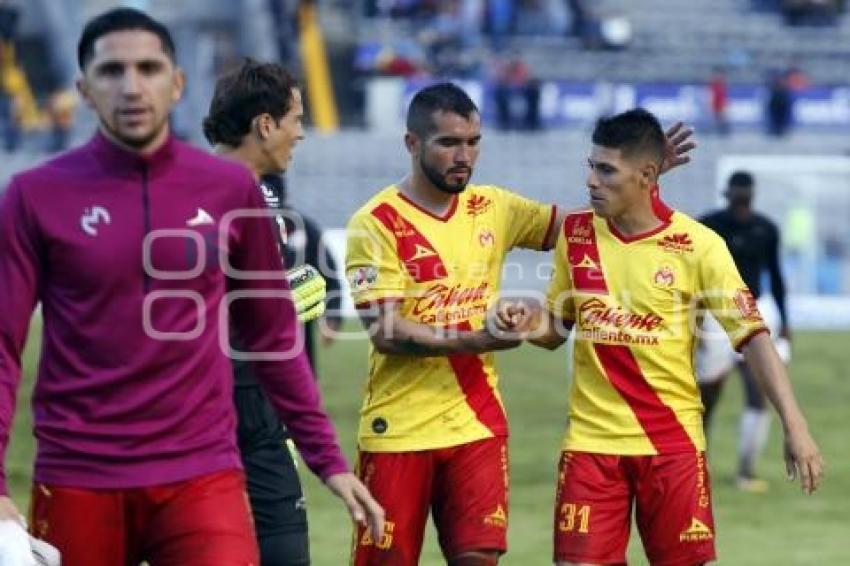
[753,212,780,234]
[468,184,543,207]
[347,186,398,230]
[562,207,594,228]
[670,211,727,252]
[174,141,255,187]
[11,144,98,190]
[697,209,724,226]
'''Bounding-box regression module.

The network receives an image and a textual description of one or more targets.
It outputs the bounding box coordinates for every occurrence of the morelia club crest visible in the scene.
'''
[478,228,495,247]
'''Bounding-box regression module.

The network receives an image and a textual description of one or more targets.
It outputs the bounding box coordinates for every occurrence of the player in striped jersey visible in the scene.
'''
[494,108,823,565]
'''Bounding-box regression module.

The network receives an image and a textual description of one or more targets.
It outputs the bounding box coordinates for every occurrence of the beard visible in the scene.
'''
[420,155,472,194]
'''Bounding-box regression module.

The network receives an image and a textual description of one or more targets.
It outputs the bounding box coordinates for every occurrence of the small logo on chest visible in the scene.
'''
[478,228,495,247]
[466,195,492,217]
[80,206,111,236]
[653,265,676,287]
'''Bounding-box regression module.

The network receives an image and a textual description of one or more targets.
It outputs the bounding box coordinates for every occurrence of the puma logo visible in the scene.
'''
[187,208,214,227]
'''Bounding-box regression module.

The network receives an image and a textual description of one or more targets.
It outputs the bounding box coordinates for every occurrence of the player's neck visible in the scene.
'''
[215,144,261,181]
[399,175,456,217]
[100,124,170,156]
[729,206,753,223]
[608,201,664,237]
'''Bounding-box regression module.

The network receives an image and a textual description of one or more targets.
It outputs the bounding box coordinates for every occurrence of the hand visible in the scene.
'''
[660,121,696,175]
[493,300,541,335]
[325,473,385,542]
[783,426,824,495]
[286,264,327,323]
[494,300,525,332]
[0,495,24,526]
[319,318,341,347]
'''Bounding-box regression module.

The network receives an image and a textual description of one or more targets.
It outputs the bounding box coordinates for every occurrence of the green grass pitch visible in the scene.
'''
[7,321,848,564]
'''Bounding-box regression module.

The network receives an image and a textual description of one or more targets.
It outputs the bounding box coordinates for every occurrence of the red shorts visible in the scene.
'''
[553,451,716,566]
[351,437,509,566]
[28,469,259,566]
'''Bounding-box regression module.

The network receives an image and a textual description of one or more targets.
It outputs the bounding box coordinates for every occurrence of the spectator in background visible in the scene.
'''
[268,0,299,68]
[708,67,730,136]
[420,0,481,76]
[493,49,527,130]
[47,88,77,153]
[0,41,21,153]
[492,49,541,131]
[0,2,20,153]
[515,0,569,36]
[567,0,589,37]
[373,40,430,77]
[781,0,840,25]
[785,65,810,90]
[766,71,793,136]
[0,84,18,152]
[486,0,515,48]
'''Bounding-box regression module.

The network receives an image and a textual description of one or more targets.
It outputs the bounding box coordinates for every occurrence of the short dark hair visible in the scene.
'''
[406,82,478,138]
[78,8,176,70]
[591,108,666,165]
[203,59,299,147]
[728,171,754,188]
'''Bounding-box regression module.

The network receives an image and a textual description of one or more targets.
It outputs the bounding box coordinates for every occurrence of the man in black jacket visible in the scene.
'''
[696,170,791,492]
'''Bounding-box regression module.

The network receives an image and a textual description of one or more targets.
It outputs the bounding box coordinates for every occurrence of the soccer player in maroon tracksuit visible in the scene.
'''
[0,8,382,565]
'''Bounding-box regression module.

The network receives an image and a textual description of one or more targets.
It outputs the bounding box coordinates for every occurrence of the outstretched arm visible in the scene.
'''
[358,300,522,357]
[741,333,823,494]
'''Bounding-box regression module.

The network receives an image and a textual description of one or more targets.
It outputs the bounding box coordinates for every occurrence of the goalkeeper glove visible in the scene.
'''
[285,264,326,323]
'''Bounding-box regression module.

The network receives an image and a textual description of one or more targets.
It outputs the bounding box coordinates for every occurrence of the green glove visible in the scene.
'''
[285,264,326,323]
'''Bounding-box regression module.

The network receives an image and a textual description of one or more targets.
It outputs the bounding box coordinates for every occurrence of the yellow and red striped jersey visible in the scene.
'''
[346,184,556,452]
[546,204,767,455]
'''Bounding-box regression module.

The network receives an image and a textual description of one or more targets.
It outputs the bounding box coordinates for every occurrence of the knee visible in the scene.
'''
[448,550,500,566]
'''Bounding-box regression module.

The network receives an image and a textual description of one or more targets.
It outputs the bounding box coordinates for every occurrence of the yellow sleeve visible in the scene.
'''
[499,188,557,251]
[545,228,576,322]
[345,211,407,307]
[697,236,769,351]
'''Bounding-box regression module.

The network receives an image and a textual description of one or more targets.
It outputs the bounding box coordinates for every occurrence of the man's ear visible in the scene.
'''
[172,67,186,103]
[254,114,273,141]
[404,131,418,154]
[641,158,660,188]
[76,77,94,109]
